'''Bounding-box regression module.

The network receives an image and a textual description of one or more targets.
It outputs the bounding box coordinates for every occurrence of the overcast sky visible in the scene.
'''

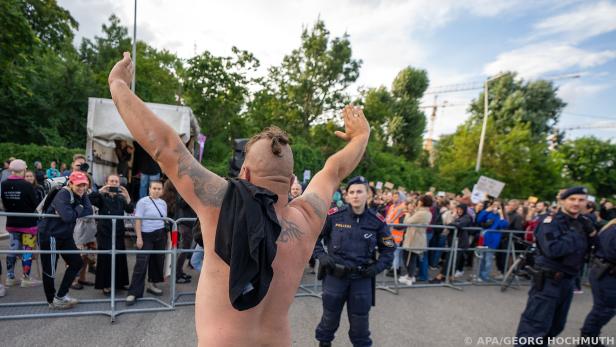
[58,0,616,140]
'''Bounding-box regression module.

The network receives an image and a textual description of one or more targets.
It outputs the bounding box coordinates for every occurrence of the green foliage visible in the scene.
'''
[0,142,83,168]
[362,67,429,161]
[248,19,361,137]
[468,73,566,139]
[555,137,616,196]
[183,47,260,164]
[435,120,561,200]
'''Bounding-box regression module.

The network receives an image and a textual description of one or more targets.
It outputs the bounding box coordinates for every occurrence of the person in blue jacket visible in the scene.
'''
[515,187,595,346]
[313,176,395,347]
[577,219,616,347]
[38,171,93,309]
[476,200,509,282]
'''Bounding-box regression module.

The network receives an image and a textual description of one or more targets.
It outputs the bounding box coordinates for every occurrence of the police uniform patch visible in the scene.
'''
[382,236,395,247]
[328,207,338,215]
[543,216,552,224]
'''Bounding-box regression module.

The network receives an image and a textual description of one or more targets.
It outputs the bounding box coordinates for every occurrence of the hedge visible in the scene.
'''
[0,143,85,168]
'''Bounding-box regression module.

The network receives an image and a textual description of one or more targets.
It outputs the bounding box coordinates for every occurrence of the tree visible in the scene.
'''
[467,72,566,139]
[555,137,616,196]
[80,15,182,104]
[182,47,259,167]
[0,0,93,147]
[435,120,561,199]
[248,19,361,137]
[362,67,429,161]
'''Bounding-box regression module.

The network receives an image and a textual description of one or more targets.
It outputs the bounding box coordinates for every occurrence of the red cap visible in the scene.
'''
[69,171,89,186]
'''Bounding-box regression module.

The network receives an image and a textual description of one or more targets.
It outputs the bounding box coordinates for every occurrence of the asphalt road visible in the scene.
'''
[0,235,614,347]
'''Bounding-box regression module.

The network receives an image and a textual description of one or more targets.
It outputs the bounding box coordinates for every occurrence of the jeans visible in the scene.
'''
[139,173,161,199]
[418,232,433,281]
[40,236,84,303]
[429,234,446,267]
[190,245,204,272]
[479,250,495,281]
[392,248,403,271]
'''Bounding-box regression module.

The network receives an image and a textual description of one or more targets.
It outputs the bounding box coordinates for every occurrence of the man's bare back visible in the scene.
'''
[108,52,370,346]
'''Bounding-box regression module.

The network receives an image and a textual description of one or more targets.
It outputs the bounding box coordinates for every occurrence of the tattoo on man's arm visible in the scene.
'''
[278,218,304,243]
[174,144,226,208]
[303,193,328,220]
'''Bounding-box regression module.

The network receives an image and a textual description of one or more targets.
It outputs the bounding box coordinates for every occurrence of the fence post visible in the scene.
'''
[110,218,117,322]
[170,220,178,307]
[445,227,458,285]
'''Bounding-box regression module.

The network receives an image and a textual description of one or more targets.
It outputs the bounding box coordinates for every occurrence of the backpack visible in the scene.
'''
[36,178,73,214]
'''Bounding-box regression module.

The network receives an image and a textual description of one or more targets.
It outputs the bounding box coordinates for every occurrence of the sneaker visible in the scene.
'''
[399,276,413,286]
[5,276,18,287]
[50,295,77,309]
[126,295,136,306]
[574,289,584,294]
[20,276,43,288]
[146,283,163,296]
[454,270,465,278]
[492,273,504,281]
[0,284,6,297]
[409,276,416,284]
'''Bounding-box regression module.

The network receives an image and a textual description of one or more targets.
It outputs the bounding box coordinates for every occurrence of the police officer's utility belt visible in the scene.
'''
[527,266,573,291]
[323,263,365,279]
[592,258,616,279]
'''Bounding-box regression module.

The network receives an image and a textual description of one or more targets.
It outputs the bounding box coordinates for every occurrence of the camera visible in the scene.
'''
[78,162,90,172]
[109,186,120,193]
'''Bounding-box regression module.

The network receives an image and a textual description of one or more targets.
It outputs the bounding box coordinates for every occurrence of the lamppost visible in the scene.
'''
[475,72,506,172]
[131,0,137,92]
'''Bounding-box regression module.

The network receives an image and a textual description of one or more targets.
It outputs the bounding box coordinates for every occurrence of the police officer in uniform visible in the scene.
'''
[515,187,595,346]
[314,176,395,347]
[577,219,616,347]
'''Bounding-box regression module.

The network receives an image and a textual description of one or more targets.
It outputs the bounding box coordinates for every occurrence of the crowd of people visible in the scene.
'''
[1,152,615,344]
[317,182,616,288]
[0,156,200,307]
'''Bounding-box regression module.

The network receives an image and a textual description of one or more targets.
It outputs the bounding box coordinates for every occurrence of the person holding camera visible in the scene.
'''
[89,174,134,295]
[126,180,169,305]
[313,176,395,347]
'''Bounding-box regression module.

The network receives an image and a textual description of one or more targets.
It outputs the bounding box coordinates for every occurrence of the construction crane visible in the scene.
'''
[420,97,466,165]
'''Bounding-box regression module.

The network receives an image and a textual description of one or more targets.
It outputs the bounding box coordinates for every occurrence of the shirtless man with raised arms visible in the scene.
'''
[108,52,370,346]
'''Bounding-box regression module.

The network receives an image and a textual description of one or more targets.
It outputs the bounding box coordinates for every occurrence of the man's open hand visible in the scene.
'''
[108,52,134,87]
[334,105,370,142]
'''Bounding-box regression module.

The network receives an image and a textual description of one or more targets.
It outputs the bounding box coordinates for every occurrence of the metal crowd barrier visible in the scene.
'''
[0,211,177,322]
[0,211,535,321]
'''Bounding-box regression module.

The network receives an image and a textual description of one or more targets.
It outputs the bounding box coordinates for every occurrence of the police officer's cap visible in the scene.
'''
[346,176,368,187]
[559,186,588,200]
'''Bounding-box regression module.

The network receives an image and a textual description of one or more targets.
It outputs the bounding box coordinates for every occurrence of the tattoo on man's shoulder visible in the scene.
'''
[174,144,226,208]
[278,218,304,243]
[302,193,328,220]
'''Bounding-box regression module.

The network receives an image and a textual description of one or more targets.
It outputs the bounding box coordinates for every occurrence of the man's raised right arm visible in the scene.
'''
[108,53,227,214]
[292,105,370,233]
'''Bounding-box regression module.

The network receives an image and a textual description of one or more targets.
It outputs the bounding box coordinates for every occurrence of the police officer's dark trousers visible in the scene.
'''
[580,266,616,337]
[515,275,575,346]
[316,275,372,347]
